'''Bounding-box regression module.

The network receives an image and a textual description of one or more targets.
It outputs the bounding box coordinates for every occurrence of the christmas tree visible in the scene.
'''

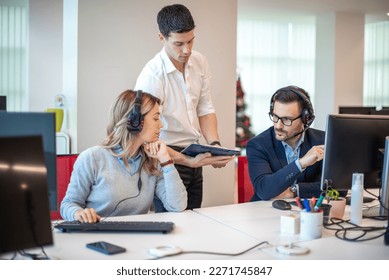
[236,76,255,148]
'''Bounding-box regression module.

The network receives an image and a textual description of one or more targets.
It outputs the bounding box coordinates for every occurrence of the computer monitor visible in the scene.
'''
[0,96,6,111]
[338,106,374,115]
[321,114,389,215]
[371,108,389,116]
[0,135,53,254]
[339,106,389,115]
[0,112,57,211]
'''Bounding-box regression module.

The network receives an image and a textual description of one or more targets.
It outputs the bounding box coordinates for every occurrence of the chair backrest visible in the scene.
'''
[50,154,78,220]
[237,156,254,203]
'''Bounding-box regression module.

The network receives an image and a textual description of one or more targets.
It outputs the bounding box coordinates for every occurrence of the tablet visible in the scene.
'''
[181,143,240,157]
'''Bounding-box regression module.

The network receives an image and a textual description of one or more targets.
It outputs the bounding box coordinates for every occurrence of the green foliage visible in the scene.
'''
[325,188,340,201]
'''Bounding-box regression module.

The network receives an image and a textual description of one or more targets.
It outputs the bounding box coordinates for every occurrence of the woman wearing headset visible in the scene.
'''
[60,90,187,222]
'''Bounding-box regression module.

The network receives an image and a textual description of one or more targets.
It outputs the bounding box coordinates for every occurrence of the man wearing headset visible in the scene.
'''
[246,86,325,201]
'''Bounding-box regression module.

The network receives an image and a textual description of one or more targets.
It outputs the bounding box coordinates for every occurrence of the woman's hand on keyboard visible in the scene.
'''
[74,208,101,223]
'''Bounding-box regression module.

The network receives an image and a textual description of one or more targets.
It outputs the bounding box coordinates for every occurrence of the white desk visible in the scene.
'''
[45,210,271,260]
[194,200,389,260]
[194,201,334,241]
[4,200,387,260]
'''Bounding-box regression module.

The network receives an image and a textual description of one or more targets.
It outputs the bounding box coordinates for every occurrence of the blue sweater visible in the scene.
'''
[60,146,187,221]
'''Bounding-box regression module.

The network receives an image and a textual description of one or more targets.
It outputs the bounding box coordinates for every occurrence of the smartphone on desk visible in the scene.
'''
[86,241,126,255]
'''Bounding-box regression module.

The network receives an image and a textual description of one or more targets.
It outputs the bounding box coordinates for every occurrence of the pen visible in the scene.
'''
[303,198,311,212]
[295,197,304,210]
[314,194,325,212]
[311,197,317,211]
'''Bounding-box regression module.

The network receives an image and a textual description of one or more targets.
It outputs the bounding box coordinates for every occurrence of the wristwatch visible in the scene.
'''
[290,183,298,198]
[160,158,174,167]
[209,140,221,146]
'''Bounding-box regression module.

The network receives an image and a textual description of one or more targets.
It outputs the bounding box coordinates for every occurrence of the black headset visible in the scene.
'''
[127,90,144,133]
[269,86,315,127]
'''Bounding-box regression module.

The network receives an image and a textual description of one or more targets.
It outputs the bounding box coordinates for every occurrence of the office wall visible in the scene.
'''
[29,0,63,110]
[29,0,237,207]
[315,12,364,129]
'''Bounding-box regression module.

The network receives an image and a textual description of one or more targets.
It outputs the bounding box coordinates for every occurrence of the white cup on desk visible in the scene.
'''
[300,210,323,239]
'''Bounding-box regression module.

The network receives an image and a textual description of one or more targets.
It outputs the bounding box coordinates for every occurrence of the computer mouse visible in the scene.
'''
[272,199,292,210]
[148,245,182,258]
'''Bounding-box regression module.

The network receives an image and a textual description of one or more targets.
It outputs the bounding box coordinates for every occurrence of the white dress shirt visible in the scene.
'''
[135,48,215,147]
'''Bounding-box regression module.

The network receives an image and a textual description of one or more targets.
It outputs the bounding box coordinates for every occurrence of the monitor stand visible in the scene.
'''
[363,138,389,220]
[380,136,389,217]
[382,137,389,245]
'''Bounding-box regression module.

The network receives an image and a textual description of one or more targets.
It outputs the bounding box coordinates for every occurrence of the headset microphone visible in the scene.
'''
[283,126,308,141]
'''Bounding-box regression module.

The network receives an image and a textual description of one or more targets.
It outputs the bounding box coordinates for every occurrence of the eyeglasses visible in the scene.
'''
[268,113,301,126]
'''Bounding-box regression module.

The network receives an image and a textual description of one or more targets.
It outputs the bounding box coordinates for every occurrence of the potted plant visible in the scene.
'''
[325,188,346,219]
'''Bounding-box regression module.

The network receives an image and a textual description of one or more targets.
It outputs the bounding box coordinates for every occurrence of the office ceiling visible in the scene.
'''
[238,0,389,22]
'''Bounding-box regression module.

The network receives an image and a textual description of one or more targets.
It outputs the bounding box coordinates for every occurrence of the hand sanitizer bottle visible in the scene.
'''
[350,173,364,225]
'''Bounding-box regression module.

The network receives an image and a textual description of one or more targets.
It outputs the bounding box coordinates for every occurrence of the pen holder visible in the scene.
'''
[319,203,332,224]
[300,210,323,240]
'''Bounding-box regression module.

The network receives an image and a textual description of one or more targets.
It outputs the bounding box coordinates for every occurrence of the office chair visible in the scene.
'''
[237,156,254,203]
[51,154,78,220]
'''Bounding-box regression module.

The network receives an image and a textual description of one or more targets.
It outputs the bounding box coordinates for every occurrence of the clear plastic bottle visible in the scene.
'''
[350,173,364,225]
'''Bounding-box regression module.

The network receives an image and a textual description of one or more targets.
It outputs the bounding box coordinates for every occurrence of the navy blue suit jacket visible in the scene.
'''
[246,127,325,201]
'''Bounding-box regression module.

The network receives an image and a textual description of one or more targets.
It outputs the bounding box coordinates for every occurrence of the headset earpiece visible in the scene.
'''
[290,88,315,127]
[127,90,144,134]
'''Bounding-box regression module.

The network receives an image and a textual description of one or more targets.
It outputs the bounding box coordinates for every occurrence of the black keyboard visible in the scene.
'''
[345,196,376,205]
[54,220,175,234]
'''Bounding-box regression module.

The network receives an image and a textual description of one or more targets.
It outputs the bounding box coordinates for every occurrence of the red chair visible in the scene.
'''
[51,154,78,220]
[237,156,254,203]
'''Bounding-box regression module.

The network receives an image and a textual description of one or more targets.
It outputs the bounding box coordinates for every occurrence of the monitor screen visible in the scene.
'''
[0,112,57,210]
[0,135,53,254]
[321,114,389,191]
[0,96,6,111]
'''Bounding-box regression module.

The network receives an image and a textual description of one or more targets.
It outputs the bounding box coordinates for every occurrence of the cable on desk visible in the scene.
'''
[17,246,50,260]
[323,217,386,242]
[363,188,389,219]
[150,240,269,260]
[0,251,17,260]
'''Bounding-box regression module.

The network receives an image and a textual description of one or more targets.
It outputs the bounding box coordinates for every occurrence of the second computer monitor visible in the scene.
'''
[0,112,57,211]
[321,114,389,191]
[0,135,53,254]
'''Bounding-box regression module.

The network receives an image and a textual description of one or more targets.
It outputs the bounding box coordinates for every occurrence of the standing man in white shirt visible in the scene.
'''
[135,4,233,211]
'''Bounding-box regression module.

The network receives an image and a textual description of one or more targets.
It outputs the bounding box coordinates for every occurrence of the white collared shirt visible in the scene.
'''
[135,48,215,147]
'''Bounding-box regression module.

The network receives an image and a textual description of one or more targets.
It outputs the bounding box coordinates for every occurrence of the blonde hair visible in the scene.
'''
[102,90,161,175]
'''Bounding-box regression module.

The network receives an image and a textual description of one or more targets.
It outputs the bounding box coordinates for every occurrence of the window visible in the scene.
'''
[364,21,389,108]
[0,0,28,111]
[237,17,316,134]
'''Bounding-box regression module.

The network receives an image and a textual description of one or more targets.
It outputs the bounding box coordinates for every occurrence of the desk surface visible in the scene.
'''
[47,210,271,260]
[3,200,388,260]
[195,201,388,260]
